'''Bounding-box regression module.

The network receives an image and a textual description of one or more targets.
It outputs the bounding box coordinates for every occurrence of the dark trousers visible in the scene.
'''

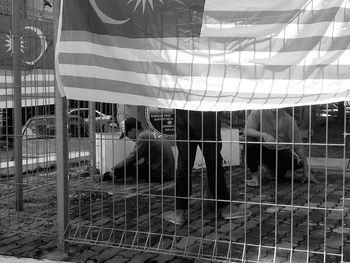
[175,110,230,210]
[246,143,302,179]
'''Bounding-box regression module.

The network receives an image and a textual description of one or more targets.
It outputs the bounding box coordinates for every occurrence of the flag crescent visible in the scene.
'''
[89,0,131,25]
[24,26,48,66]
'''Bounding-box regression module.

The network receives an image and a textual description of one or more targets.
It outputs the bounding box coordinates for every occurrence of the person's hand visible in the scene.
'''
[262,133,275,149]
[262,133,275,142]
[300,171,320,184]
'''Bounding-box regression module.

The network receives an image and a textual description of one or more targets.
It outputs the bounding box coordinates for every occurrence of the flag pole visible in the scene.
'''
[54,0,69,252]
[12,0,24,212]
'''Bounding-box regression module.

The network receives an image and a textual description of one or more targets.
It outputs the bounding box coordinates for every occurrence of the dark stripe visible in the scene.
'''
[204,8,347,24]
[61,75,339,105]
[60,31,350,52]
[61,75,250,101]
[0,94,55,100]
[61,0,348,38]
[61,75,343,102]
[59,53,350,80]
[62,0,205,38]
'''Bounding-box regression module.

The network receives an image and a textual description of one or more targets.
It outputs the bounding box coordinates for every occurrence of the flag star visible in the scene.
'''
[127,0,164,13]
[4,31,25,55]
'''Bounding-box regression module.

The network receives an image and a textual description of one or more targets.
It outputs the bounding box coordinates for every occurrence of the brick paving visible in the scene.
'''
[0,120,349,262]
[0,164,348,263]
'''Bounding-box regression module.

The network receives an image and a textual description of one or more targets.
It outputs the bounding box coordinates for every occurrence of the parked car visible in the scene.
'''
[22,115,90,158]
[68,108,112,132]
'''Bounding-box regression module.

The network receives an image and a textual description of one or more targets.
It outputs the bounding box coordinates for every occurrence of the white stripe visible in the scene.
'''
[201,21,347,38]
[0,98,55,108]
[204,0,345,11]
[63,86,349,112]
[0,86,54,96]
[59,42,350,66]
[59,64,349,95]
[0,74,55,83]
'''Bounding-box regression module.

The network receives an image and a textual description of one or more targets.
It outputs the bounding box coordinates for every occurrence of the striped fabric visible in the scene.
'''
[0,69,55,108]
[56,0,350,111]
[0,14,54,108]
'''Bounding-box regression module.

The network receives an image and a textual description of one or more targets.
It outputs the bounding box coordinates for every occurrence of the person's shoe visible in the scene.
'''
[246,179,259,187]
[262,165,274,180]
[221,208,251,220]
[163,211,185,225]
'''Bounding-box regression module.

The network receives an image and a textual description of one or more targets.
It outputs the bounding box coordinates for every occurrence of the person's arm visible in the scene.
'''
[114,133,149,169]
[245,128,276,143]
[113,146,137,170]
[244,111,275,146]
[294,146,319,184]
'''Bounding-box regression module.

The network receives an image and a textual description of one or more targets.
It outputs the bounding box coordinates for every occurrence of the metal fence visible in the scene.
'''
[0,1,349,263]
[59,104,349,263]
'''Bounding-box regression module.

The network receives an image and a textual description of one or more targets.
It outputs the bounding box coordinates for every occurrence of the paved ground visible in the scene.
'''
[0,163,349,263]
[0,119,349,263]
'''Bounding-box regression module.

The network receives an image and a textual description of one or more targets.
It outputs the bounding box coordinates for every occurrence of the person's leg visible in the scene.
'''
[202,141,229,209]
[261,146,279,177]
[201,112,249,219]
[245,143,261,186]
[113,163,150,181]
[276,149,294,180]
[164,110,197,224]
[175,140,197,210]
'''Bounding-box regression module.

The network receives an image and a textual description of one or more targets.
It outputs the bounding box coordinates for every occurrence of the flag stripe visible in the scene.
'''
[58,42,350,66]
[60,31,350,52]
[204,8,349,25]
[0,98,55,108]
[59,53,350,80]
[61,76,348,103]
[62,85,350,112]
[201,21,347,38]
[59,64,350,97]
[204,0,345,12]
[0,70,55,107]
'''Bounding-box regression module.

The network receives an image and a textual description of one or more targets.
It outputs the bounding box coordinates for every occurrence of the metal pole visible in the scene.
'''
[54,0,69,252]
[89,102,96,174]
[12,0,25,212]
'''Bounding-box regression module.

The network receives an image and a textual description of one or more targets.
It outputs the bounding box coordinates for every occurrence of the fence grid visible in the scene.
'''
[0,1,349,262]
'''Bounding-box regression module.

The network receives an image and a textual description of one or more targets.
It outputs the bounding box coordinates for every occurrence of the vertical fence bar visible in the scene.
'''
[54,0,69,252]
[12,0,24,212]
[89,102,96,173]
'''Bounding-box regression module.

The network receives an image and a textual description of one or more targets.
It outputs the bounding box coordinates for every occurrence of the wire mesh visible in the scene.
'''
[0,0,55,237]
[0,1,349,262]
[62,102,348,263]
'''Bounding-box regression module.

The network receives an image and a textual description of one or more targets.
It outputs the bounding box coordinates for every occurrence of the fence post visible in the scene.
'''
[54,0,69,252]
[12,0,24,212]
[89,102,96,174]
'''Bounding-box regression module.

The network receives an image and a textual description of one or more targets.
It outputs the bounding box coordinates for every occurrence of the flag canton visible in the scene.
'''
[0,15,53,69]
[62,0,205,38]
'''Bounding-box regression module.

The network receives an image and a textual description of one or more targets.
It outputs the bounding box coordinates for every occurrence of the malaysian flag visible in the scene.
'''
[0,14,54,108]
[56,0,350,111]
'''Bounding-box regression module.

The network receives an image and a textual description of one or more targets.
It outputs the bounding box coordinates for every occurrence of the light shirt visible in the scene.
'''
[245,110,303,150]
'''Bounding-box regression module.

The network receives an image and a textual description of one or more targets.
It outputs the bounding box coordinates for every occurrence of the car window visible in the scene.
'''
[68,117,89,138]
[23,118,56,138]
[81,110,89,119]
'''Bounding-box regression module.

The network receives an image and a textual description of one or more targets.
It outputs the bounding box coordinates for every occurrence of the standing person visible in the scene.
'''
[164,110,250,225]
[103,118,174,183]
[244,109,319,187]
